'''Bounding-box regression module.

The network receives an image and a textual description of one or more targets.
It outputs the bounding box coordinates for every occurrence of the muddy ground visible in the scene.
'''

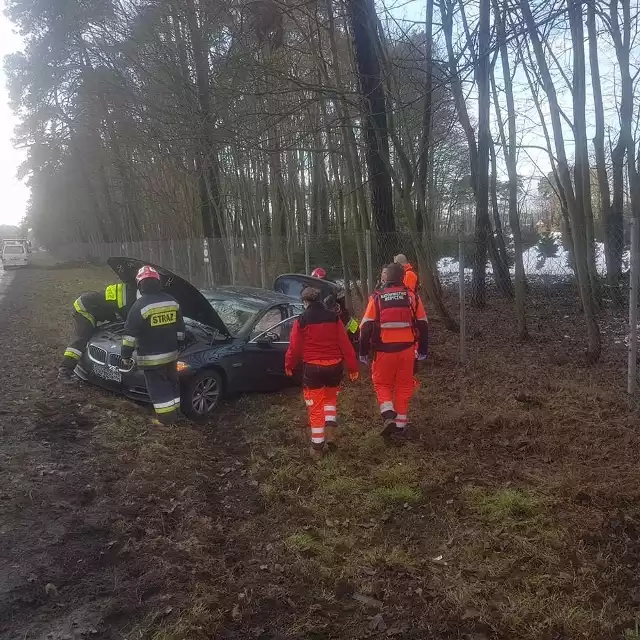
[1,261,640,640]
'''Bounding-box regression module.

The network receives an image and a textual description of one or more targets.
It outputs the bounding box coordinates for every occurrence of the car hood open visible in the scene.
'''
[273,273,341,301]
[108,257,231,337]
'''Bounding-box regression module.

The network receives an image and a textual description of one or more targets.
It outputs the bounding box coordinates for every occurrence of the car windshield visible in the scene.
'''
[202,293,264,336]
[4,245,24,254]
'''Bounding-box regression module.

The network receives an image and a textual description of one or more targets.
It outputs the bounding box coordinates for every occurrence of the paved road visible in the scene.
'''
[0,266,15,304]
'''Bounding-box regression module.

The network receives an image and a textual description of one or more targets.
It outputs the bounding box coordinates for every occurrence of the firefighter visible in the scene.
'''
[394,254,419,293]
[120,265,185,425]
[285,287,359,459]
[311,267,360,341]
[58,281,137,382]
[360,263,428,440]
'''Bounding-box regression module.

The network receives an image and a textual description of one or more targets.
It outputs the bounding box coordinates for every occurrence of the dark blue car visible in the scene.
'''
[75,257,305,419]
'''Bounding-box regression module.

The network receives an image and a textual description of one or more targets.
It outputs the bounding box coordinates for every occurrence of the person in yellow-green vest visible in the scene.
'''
[58,282,136,382]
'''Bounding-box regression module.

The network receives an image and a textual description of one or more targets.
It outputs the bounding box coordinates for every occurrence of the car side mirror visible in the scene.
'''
[256,333,276,345]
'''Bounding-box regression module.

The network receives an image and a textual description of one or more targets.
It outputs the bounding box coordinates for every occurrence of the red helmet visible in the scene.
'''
[135,265,161,285]
[311,267,326,279]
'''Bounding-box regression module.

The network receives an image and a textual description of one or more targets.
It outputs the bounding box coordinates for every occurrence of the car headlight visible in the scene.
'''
[176,360,190,372]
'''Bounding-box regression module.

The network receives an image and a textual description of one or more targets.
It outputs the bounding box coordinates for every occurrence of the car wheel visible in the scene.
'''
[182,369,223,420]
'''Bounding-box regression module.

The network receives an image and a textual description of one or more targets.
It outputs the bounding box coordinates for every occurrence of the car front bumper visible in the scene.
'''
[75,362,152,404]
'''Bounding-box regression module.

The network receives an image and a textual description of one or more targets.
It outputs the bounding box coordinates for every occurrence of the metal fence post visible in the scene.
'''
[229,237,237,285]
[365,229,374,294]
[459,229,467,365]
[628,218,638,396]
[304,233,310,275]
[260,234,267,288]
[204,238,212,287]
[187,240,193,283]
[170,238,176,273]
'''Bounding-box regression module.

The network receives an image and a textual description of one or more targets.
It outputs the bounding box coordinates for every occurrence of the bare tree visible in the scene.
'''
[610,0,640,221]
[346,0,396,236]
[587,0,620,301]
[520,0,601,362]
[492,0,527,338]
[439,0,512,304]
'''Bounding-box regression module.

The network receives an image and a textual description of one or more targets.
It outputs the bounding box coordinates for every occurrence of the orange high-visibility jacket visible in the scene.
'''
[359,283,428,355]
[403,263,418,293]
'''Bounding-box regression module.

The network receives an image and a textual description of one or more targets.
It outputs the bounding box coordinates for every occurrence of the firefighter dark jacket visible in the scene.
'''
[359,283,429,355]
[73,283,137,326]
[121,291,186,368]
[285,302,359,373]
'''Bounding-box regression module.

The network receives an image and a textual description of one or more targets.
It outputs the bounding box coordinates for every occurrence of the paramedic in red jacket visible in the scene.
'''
[360,263,429,439]
[286,287,359,459]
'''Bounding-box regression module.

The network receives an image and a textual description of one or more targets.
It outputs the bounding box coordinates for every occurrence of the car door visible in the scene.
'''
[242,305,300,391]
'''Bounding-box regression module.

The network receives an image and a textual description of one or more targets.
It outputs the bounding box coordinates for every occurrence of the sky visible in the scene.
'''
[0,9,27,227]
[385,0,628,198]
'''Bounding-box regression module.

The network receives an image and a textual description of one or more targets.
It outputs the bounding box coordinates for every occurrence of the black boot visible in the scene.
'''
[325,423,337,451]
[57,367,79,385]
[309,442,325,461]
[380,410,398,439]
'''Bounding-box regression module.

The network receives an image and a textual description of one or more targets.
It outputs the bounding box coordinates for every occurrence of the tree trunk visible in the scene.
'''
[415,0,440,280]
[346,0,395,236]
[587,1,620,301]
[489,137,509,267]
[325,0,370,297]
[492,1,527,338]
[441,0,511,303]
[184,0,223,241]
[473,0,491,307]
[569,0,600,306]
[520,0,600,361]
[611,0,640,221]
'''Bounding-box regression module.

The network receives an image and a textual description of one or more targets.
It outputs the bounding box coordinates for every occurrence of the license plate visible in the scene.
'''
[93,363,122,383]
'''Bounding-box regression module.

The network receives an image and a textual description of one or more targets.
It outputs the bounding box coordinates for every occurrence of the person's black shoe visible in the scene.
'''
[325,423,337,449]
[381,418,398,439]
[57,368,79,385]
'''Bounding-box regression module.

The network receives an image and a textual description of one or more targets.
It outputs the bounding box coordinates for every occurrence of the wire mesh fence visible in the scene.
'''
[50,229,629,302]
[49,227,640,392]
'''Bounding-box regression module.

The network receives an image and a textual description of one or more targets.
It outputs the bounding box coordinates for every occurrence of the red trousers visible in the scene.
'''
[371,348,417,429]
[303,386,338,445]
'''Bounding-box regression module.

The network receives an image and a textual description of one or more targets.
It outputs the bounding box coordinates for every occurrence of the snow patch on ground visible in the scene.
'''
[436,236,629,280]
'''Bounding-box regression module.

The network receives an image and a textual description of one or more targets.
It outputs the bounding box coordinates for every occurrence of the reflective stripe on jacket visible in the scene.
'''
[73,284,135,326]
[121,291,185,368]
[73,296,97,326]
[104,283,134,312]
[359,283,428,355]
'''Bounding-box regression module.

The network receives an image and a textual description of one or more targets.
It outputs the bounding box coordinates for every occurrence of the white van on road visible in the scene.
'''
[1,243,30,269]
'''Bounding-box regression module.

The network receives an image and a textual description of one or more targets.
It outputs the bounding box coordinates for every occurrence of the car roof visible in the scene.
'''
[201,285,297,306]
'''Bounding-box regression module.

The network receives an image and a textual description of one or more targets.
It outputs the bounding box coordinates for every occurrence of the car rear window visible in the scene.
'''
[3,245,24,254]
